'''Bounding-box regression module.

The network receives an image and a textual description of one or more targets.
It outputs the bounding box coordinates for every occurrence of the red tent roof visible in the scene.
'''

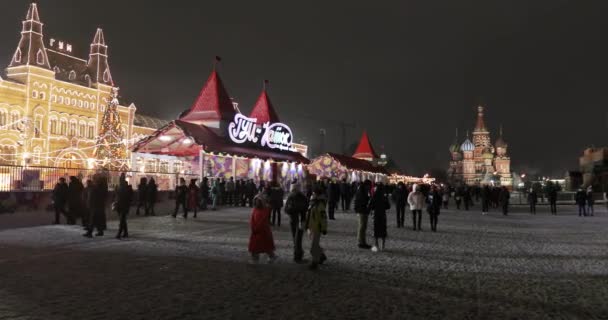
[353,131,378,159]
[180,70,236,123]
[249,90,280,125]
[327,153,387,174]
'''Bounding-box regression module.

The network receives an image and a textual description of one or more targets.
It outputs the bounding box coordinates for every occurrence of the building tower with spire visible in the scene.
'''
[447,106,512,188]
[0,3,167,169]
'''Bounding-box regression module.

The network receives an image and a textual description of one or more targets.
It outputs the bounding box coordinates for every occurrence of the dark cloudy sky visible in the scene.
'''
[1,0,607,176]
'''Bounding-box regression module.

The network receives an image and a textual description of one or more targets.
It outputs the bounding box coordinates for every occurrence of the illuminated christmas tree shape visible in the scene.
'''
[94,87,128,170]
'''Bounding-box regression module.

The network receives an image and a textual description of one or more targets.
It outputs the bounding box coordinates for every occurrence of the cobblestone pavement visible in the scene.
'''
[1,204,607,319]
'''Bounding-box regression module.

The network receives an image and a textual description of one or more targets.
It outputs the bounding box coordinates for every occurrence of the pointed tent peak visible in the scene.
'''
[353,131,379,161]
[26,3,41,22]
[474,105,487,132]
[180,69,236,124]
[249,81,280,125]
[93,28,106,45]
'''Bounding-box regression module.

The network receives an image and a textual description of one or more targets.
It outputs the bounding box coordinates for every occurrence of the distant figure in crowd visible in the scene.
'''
[499,186,510,216]
[407,184,425,231]
[248,191,277,264]
[52,177,68,224]
[327,180,339,220]
[84,174,108,238]
[173,178,188,218]
[454,188,462,210]
[269,182,284,227]
[245,180,256,207]
[234,179,242,207]
[226,177,235,206]
[199,178,209,210]
[146,178,158,216]
[211,179,220,210]
[188,179,200,218]
[528,188,538,214]
[355,180,372,249]
[82,179,93,227]
[306,186,328,270]
[370,183,390,252]
[575,187,587,217]
[442,189,449,209]
[285,182,308,262]
[219,178,226,205]
[548,185,558,215]
[340,179,350,212]
[463,187,472,210]
[135,177,147,216]
[586,186,594,216]
[115,173,133,239]
[392,182,407,228]
[427,185,441,232]
[481,185,490,215]
[67,176,84,226]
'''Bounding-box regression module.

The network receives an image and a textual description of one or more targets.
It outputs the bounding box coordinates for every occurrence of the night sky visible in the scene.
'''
[1,1,607,176]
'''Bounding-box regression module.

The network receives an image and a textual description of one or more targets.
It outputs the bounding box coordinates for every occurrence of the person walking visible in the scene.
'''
[146,178,158,216]
[392,182,407,228]
[575,187,587,217]
[248,192,277,264]
[135,177,148,216]
[211,179,220,210]
[226,177,235,206]
[327,180,339,220]
[199,178,209,210]
[427,185,441,232]
[84,174,108,238]
[586,186,594,216]
[454,187,463,210]
[528,188,538,214]
[245,180,256,207]
[442,188,449,210]
[306,186,328,270]
[115,173,133,239]
[354,180,372,249]
[219,178,226,205]
[67,176,84,226]
[340,179,350,212]
[407,184,425,231]
[370,184,390,252]
[548,186,558,215]
[82,179,93,228]
[481,185,490,215]
[284,182,308,262]
[463,187,472,211]
[269,182,284,226]
[173,178,188,218]
[499,186,510,216]
[234,179,242,207]
[187,179,200,218]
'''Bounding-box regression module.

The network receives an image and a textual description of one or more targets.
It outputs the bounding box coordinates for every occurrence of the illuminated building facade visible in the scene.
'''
[447,106,512,187]
[0,3,164,169]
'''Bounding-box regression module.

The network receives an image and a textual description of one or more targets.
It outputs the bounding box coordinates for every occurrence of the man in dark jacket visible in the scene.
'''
[327,180,340,220]
[173,178,188,218]
[354,180,372,249]
[84,174,108,237]
[528,188,538,214]
[284,183,309,262]
[548,186,558,215]
[340,179,350,212]
[575,188,587,217]
[481,185,491,215]
[245,180,256,207]
[115,173,133,239]
[52,178,69,224]
[67,176,84,225]
[135,177,148,216]
[427,186,442,232]
[199,177,209,210]
[146,178,158,215]
[269,183,284,226]
[499,186,510,216]
[392,182,407,228]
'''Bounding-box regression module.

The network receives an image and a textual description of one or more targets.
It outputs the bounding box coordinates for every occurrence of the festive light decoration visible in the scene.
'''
[93,87,128,171]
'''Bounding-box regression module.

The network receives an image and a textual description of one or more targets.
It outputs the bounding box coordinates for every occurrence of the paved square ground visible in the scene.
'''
[0,205,607,319]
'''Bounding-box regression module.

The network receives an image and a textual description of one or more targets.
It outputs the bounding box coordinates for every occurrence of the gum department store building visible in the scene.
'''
[0,3,165,169]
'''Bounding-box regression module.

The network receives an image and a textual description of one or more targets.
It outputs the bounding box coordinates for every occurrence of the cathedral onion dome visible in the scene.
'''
[461,138,475,152]
[482,147,494,159]
[449,142,461,153]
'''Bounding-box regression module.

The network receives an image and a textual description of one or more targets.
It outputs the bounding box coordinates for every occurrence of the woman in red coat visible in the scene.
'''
[248,193,277,264]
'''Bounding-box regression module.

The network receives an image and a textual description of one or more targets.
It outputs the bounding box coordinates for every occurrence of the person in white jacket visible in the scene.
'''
[407,184,425,231]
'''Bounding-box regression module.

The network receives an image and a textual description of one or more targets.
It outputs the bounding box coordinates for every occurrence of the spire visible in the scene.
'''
[87,28,113,85]
[249,80,280,125]
[180,69,236,125]
[474,105,488,133]
[9,3,50,69]
[495,125,508,150]
[353,131,379,161]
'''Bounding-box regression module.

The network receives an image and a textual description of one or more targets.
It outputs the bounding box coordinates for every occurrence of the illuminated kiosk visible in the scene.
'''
[132,70,309,189]
[309,132,388,182]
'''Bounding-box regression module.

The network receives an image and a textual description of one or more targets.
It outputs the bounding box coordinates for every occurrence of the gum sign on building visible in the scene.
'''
[0,3,165,168]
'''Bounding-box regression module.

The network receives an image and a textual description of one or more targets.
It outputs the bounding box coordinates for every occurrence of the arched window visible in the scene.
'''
[58,96,64,104]
[39,92,46,100]
[88,123,95,139]
[0,145,16,165]
[60,118,67,135]
[71,99,77,106]
[34,115,43,138]
[36,49,44,65]
[78,100,83,108]
[84,75,91,87]
[91,103,96,110]
[32,90,39,99]
[10,111,20,130]
[84,101,89,109]
[50,117,58,134]
[103,69,110,83]
[69,119,77,136]
[79,121,86,137]
[68,70,76,81]
[14,48,22,63]
[0,109,7,127]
